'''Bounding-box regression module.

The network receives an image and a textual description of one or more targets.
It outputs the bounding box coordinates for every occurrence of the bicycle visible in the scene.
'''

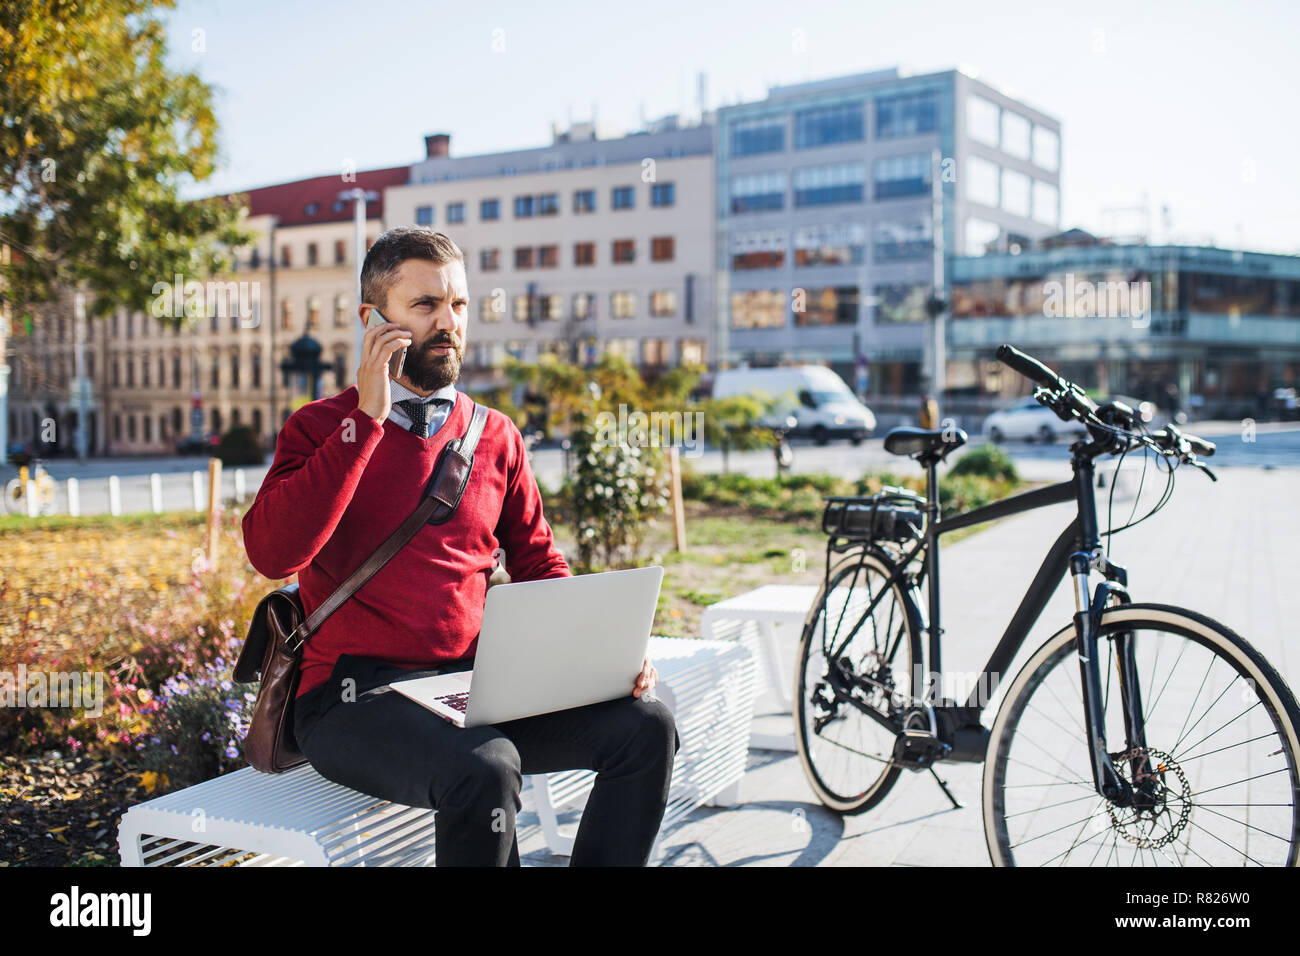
[794,343,1300,866]
[5,459,57,516]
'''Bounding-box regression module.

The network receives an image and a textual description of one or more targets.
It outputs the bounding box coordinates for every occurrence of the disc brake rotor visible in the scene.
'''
[1105,747,1192,849]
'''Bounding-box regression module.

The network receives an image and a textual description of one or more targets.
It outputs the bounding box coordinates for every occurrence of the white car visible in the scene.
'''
[982,397,1088,444]
[712,365,876,445]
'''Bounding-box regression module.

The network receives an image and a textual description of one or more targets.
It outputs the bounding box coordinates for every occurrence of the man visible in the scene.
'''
[241,228,678,866]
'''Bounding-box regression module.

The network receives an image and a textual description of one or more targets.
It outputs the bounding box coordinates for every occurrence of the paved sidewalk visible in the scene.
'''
[515,463,1300,866]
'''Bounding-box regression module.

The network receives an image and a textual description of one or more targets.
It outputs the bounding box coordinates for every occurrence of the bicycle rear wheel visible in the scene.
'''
[795,549,921,815]
[984,604,1300,866]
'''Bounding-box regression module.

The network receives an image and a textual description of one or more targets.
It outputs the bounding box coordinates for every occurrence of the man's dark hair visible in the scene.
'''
[360,228,464,311]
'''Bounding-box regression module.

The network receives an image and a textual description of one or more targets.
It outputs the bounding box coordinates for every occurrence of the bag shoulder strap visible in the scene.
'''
[291,399,489,650]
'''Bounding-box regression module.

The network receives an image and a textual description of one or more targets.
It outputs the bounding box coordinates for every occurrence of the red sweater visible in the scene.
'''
[240,386,570,698]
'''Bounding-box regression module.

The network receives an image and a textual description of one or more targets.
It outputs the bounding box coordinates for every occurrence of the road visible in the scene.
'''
[4,421,1298,517]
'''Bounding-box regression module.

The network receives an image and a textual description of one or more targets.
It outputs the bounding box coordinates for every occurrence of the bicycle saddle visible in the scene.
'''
[883,425,968,463]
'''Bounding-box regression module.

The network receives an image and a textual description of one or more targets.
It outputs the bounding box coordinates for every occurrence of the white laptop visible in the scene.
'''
[388,565,664,728]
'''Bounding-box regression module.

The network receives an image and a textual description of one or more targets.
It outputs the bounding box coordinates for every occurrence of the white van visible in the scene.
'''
[711,365,876,445]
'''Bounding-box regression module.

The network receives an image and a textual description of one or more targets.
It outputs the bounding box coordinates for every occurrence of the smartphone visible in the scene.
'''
[365,307,407,380]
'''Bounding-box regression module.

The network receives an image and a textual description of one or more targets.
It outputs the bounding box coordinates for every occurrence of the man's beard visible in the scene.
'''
[402,332,463,391]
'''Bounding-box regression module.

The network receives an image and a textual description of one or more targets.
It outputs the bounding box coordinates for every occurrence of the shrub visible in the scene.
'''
[136,658,254,792]
[949,444,1019,483]
[217,425,263,466]
[560,414,671,571]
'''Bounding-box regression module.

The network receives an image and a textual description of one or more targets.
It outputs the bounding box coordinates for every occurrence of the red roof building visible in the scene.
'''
[240,166,411,227]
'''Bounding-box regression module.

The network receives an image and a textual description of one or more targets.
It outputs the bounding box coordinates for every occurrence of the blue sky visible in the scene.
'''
[166,0,1299,254]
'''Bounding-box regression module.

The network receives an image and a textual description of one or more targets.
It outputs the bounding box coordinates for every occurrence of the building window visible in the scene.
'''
[1001,168,1031,217]
[512,295,531,323]
[873,219,933,261]
[252,352,262,389]
[874,283,931,323]
[873,153,930,200]
[968,95,1001,147]
[876,91,938,138]
[964,218,1001,256]
[304,202,319,216]
[679,338,706,366]
[143,415,152,443]
[230,352,240,388]
[173,354,181,388]
[537,193,559,216]
[1001,110,1032,160]
[113,414,121,440]
[573,293,595,320]
[280,300,293,331]
[306,242,318,266]
[642,339,671,367]
[250,248,261,269]
[334,240,346,264]
[333,293,349,328]
[730,172,785,213]
[211,408,221,435]
[307,295,321,330]
[252,407,262,436]
[796,286,859,326]
[650,290,677,317]
[795,103,865,149]
[126,356,134,387]
[480,248,500,271]
[447,202,465,223]
[514,195,535,218]
[793,223,866,267]
[541,294,563,320]
[1032,125,1060,172]
[730,289,785,328]
[280,245,291,268]
[1032,181,1059,226]
[612,239,635,264]
[731,230,786,271]
[481,198,500,220]
[479,297,503,322]
[211,353,220,389]
[514,246,534,270]
[651,236,675,262]
[611,291,637,318]
[538,244,559,268]
[172,407,182,435]
[966,155,1000,207]
[731,118,785,157]
[574,189,596,213]
[128,415,136,441]
[574,242,595,266]
[611,186,635,210]
[415,205,434,226]
[651,182,675,207]
[142,353,150,386]
[795,163,866,206]
[231,408,241,428]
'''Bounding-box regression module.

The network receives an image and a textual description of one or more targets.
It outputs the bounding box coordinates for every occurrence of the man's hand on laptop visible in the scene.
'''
[632,657,658,699]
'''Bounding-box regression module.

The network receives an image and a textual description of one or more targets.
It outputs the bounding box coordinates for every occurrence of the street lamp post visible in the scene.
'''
[339,188,375,385]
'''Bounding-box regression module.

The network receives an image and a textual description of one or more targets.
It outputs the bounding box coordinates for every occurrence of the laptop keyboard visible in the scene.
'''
[436,692,470,714]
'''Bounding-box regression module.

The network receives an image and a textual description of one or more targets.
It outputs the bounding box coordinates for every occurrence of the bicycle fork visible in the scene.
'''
[1070,549,1144,807]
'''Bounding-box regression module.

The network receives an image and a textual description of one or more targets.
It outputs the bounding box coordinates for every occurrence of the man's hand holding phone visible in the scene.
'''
[357,308,412,424]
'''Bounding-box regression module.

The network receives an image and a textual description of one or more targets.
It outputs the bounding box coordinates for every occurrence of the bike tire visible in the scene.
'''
[794,548,923,815]
[983,603,1300,866]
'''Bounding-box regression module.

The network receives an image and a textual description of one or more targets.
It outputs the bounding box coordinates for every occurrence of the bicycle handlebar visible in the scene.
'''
[996,344,1060,389]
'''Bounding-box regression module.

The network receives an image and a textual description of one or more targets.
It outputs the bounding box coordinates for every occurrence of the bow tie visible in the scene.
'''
[392,397,450,438]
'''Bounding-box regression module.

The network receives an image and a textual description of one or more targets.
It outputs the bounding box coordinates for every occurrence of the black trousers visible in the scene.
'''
[292,654,681,866]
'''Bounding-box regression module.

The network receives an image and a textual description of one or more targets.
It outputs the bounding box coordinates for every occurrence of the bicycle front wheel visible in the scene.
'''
[795,548,921,815]
[984,603,1300,866]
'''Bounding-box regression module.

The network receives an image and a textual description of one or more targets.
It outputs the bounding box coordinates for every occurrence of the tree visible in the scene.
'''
[696,394,777,474]
[0,0,250,320]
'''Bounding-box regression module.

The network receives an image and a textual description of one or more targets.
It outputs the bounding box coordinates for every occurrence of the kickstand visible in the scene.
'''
[930,767,962,809]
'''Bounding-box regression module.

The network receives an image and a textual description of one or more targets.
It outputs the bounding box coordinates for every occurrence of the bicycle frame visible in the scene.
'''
[823,442,1142,805]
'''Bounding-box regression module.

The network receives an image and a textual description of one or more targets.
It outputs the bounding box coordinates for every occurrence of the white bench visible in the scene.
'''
[700,585,819,752]
[118,636,758,866]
